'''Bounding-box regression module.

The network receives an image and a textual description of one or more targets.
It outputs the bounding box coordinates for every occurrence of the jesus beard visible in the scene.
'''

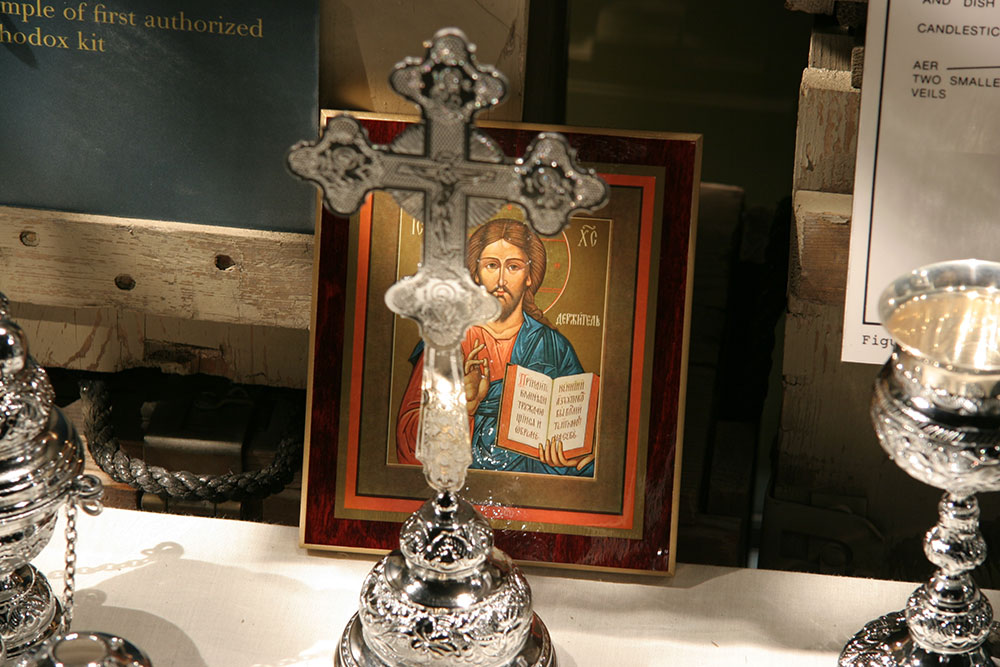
[493,287,525,322]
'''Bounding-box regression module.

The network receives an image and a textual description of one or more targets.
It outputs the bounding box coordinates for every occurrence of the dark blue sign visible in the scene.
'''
[1,0,318,232]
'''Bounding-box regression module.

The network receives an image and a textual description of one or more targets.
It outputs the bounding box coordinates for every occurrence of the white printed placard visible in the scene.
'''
[843,0,1000,364]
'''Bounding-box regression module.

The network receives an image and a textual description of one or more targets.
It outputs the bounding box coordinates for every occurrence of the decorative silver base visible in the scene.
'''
[14,631,153,667]
[332,492,555,666]
[0,565,62,663]
[840,611,1000,667]
[334,494,555,667]
[336,611,554,667]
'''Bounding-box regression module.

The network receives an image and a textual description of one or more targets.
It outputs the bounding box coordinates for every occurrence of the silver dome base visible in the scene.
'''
[336,610,553,667]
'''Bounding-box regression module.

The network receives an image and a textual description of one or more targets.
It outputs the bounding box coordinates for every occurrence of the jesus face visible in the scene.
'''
[475,239,532,322]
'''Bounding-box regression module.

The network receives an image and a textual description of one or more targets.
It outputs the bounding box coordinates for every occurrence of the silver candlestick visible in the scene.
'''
[0,295,103,662]
[288,28,607,667]
[840,259,1000,666]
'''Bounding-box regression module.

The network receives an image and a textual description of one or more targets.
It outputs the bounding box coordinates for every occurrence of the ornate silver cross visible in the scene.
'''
[288,28,607,495]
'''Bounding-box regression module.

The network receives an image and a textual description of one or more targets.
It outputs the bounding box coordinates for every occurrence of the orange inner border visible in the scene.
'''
[343,173,657,530]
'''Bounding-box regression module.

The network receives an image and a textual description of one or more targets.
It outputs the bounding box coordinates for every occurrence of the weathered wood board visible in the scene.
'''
[790,190,852,303]
[8,301,310,388]
[0,206,313,328]
[792,69,859,195]
[0,207,312,387]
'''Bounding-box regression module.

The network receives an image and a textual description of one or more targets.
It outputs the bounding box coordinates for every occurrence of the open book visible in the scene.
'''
[496,364,600,461]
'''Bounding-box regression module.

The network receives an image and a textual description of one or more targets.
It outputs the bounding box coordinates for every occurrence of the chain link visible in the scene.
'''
[62,498,79,633]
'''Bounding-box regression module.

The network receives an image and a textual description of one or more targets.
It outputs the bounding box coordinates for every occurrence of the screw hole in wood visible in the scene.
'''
[19,231,38,247]
[114,274,136,291]
[215,254,236,271]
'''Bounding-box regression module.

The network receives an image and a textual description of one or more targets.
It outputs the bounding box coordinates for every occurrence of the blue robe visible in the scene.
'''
[409,313,594,477]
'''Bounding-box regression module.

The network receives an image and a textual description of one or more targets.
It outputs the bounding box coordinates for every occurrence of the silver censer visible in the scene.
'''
[288,28,607,667]
[841,259,1000,666]
[0,295,102,662]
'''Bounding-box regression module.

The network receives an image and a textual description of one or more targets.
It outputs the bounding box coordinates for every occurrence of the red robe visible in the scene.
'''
[396,324,518,465]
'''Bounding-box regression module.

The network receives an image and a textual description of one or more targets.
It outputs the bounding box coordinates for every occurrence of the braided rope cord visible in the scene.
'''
[79,379,303,503]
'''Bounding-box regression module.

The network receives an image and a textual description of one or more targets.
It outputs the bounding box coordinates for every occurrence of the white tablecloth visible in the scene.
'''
[28,507,941,666]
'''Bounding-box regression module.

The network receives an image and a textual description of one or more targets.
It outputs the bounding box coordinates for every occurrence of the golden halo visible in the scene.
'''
[489,204,527,225]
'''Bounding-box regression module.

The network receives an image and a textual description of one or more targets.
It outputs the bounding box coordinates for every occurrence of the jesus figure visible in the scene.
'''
[396,215,596,477]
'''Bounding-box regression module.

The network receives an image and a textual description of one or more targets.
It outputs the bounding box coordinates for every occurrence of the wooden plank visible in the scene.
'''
[779,295,879,508]
[142,315,309,386]
[808,25,854,72]
[780,297,875,503]
[790,190,852,304]
[851,46,865,89]
[10,303,133,373]
[777,295,943,560]
[10,301,309,388]
[792,68,860,194]
[0,206,314,330]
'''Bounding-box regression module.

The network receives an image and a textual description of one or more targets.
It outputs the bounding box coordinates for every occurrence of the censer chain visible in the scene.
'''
[61,475,103,634]
[61,497,79,633]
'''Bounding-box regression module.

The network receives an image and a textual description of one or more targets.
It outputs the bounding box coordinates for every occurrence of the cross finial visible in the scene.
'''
[391,28,507,123]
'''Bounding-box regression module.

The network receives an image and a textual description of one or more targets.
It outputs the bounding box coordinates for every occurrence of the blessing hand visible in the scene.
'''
[463,340,489,415]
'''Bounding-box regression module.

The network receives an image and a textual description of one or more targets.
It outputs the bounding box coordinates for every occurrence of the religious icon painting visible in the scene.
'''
[301,112,702,573]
